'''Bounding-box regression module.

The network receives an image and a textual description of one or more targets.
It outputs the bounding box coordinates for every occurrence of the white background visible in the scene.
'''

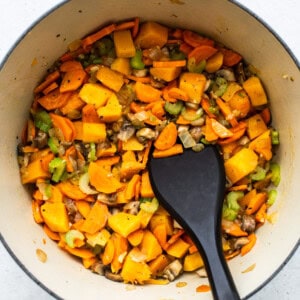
[0,0,299,299]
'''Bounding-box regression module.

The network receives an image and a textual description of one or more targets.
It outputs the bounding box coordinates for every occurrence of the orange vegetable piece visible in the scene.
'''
[246,114,268,140]
[63,245,95,259]
[216,97,239,127]
[210,118,234,138]
[60,92,85,116]
[50,113,76,142]
[182,30,214,48]
[34,70,60,94]
[140,171,155,198]
[21,159,51,184]
[57,180,87,200]
[228,90,251,118]
[249,129,272,161]
[152,224,168,249]
[246,192,267,215]
[255,203,268,223]
[32,200,44,224]
[82,104,101,123]
[221,219,248,237]
[81,202,109,234]
[102,237,115,265]
[43,224,60,241]
[167,87,189,101]
[148,254,171,276]
[219,48,242,67]
[241,233,257,256]
[42,82,59,95]
[135,81,162,103]
[154,122,177,150]
[196,284,211,293]
[205,51,224,73]
[60,60,83,72]
[188,45,218,63]
[38,88,72,111]
[204,117,219,142]
[152,60,186,68]
[110,233,129,273]
[140,230,163,262]
[152,143,183,158]
[128,229,145,247]
[60,69,87,93]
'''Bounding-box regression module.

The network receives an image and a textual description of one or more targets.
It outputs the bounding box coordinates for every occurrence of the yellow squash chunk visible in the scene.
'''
[148,254,171,276]
[113,29,136,58]
[121,248,152,284]
[120,160,145,179]
[242,76,268,106]
[150,214,173,236]
[179,72,207,103]
[97,93,122,122]
[40,202,69,233]
[246,114,268,140]
[88,161,122,194]
[221,82,243,102]
[128,229,145,247]
[82,122,106,142]
[96,142,117,157]
[134,21,168,49]
[150,67,182,82]
[166,238,190,258]
[108,212,141,237]
[140,171,155,198]
[111,57,131,75]
[249,129,272,160]
[21,159,50,184]
[137,209,155,229]
[79,83,112,108]
[96,66,124,92]
[122,136,145,151]
[140,230,162,262]
[183,251,204,272]
[224,148,258,184]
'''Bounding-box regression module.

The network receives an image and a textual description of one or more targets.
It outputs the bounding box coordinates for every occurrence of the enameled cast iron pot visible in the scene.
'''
[0,1,299,299]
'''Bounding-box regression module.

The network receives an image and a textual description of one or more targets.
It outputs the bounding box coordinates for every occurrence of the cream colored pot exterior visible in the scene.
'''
[0,0,299,299]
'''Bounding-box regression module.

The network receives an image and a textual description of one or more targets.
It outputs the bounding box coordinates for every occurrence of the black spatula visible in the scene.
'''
[148,146,240,300]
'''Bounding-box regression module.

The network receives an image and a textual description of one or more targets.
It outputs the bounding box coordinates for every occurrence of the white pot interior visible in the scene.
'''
[0,0,299,299]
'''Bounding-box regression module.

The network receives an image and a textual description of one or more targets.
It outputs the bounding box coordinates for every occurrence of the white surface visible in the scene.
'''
[0,0,299,299]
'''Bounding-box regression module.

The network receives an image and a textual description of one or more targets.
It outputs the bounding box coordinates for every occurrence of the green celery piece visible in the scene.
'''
[271,130,280,145]
[250,166,267,181]
[130,49,145,70]
[227,191,243,211]
[34,110,52,133]
[140,197,159,213]
[164,101,183,115]
[267,189,277,206]
[222,204,238,221]
[88,142,97,162]
[187,57,206,73]
[270,162,281,186]
[213,77,228,97]
[65,229,85,248]
[49,157,66,183]
[48,137,59,154]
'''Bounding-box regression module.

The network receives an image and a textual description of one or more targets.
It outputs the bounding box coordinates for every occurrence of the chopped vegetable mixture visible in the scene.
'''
[18,18,280,285]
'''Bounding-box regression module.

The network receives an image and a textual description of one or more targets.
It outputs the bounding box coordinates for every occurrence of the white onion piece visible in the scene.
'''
[79,172,98,195]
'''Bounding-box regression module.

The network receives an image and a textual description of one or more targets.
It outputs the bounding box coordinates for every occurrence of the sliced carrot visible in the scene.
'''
[50,113,76,142]
[204,117,219,142]
[162,80,178,103]
[115,20,135,31]
[260,107,271,124]
[43,224,60,241]
[34,70,60,94]
[222,219,248,237]
[167,87,189,101]
[31,200,44,224]
[201,97,217,118]
[219,48,242,67]
[218,122,247,145]
[241,233,256,256]
[135,81,162,103]
[152,144,183,158]
[183,30,214,47]
[210,118,233,138]
[152,60,186,68]
[179,42,193,55]
[255,203,267,223]
[60,60,83,73]
[82,23,117,49]
[171,28,183,39]
[82,104,101,123]
[154,122,177,150]
[57,180,88,200]
[216,97,239,127]
[60,69,87,93]
[152,224,168,248]
[42,82,59,95]
[188,45,218,63]
[132,17,140,38]
[228,184,248,192]
[129,101,147,113]
[246,192,267,215]
[38,88,72,111]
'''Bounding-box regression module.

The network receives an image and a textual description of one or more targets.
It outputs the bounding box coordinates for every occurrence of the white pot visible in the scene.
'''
[0,1,299,299]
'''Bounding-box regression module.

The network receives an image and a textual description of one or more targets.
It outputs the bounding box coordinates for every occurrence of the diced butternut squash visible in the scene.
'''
[121,248,152,284]
[246,114,268,140]
[179,72,206,103]
[183,251,204,271]
[135,81,162,103]
[228,90,251,118]
[97,93,122,122]
[82,122,106,142]
[111,57,131,75]
[111,233,129,273]
[224,148,258,184]
[221,82,243,102]
[108,212,141,237]
[140,171,155,198]
[79,83,112,108]
[122,136,145,151]
[80,202,109,234]
[40,202,69,233]
[128,229,145,246]
[166,238,190,258]
[96,66,124,92]
[134,21,168,49]
[140,230,162,262]
[113,29,136,58]
[137,209,155,229]
[96,142,117,157]
[205,51,224,73]
[75,200,91,218]
[242,76,268,107]
[150,214,173,236]
[150,67,182,82]
[148,254,171,276]
[249,129,272,160]
[120,160,145,180]
[21,159,50,184]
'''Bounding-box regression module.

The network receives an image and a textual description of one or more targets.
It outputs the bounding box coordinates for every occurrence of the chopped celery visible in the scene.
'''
[270,162,281,186]
[49,157,66,183]
[250,166,267,181]
[65,229,85,248]
[181,107,203,121]
[45,184,52,199]
[187,57,206,73]
[48,137,59,154]
[130,49,145,70]
[164,101,183,115]
[227,191,243,211]
[271,129,280,145]
[88,142,97,162]
[222,205,238,221]
[267,189,277,206]
[140,197,159,213]
[34,110,52,133]
[212,77,228,97]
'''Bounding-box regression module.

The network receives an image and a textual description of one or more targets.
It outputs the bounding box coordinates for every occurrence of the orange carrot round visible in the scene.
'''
[154,122,178,150]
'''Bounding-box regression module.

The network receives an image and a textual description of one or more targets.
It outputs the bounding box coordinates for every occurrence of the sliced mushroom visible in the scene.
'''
[136,127,157,143]
[162,259,183,281]
[216,68,236,82]
[232,237,250,250]
[241,214,256,233]
[123,201,140,215]
[91,261,105,275]
[196,267,208,278]
[117,121,135,141]
[33,131,48,149]
[104,270,123,282]
[97,193,118,206]
[189,126,203,143]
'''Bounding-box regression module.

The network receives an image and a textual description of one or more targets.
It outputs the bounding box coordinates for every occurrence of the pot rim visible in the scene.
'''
[0,1,299,299]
